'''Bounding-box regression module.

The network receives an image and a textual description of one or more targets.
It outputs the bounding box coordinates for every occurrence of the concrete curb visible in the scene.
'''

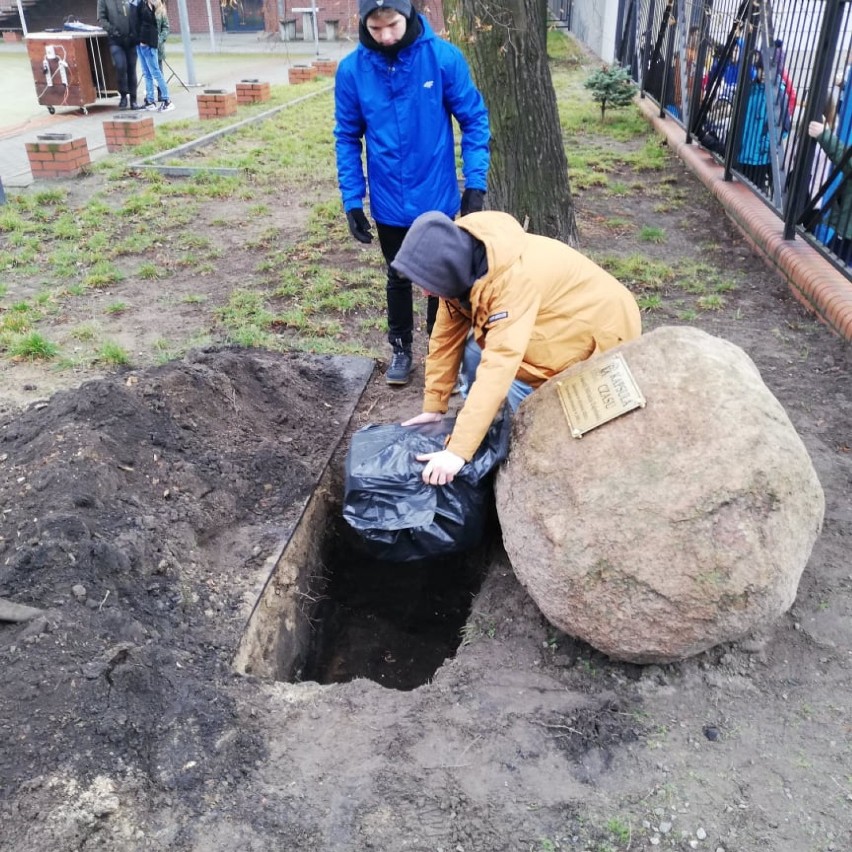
[637,97,852,342]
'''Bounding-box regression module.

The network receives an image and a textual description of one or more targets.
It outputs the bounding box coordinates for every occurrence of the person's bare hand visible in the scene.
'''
[808,121,825,139]
[415,449,465,485]
[401,411,444,427]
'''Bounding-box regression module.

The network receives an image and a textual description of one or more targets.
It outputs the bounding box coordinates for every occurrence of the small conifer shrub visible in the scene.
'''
[584,65,638,120]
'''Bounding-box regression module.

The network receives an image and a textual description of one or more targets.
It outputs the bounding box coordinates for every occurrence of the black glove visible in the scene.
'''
[346,208,373,244]
[460,188,486,216]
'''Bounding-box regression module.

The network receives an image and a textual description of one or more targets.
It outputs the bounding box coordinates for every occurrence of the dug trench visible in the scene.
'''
[5,344,638,850]
[234,455,493,691]
[2,322,851,850]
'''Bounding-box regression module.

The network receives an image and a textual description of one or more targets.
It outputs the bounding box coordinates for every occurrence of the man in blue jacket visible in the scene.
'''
[334,0,490,386]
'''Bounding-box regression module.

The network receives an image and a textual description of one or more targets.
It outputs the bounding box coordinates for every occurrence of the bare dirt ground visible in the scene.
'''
[1,91,851,852]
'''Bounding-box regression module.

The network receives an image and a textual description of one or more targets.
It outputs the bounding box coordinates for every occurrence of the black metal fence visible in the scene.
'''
[547,0,573,25]
[617,0,852,275]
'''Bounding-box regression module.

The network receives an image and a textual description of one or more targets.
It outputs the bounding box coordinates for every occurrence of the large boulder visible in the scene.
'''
[495,326,825,663]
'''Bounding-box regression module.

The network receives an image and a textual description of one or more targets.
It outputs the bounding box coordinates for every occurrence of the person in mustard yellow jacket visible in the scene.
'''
[392,210,641,486]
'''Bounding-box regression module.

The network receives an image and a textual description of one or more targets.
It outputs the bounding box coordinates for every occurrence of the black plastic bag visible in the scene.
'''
[342,408,512,562]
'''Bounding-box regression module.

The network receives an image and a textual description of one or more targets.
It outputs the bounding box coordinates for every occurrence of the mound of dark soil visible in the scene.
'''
[0,348,373,845]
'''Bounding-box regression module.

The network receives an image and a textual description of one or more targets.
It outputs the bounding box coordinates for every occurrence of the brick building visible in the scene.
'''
[1,0,444,43]
[226,0,445,43]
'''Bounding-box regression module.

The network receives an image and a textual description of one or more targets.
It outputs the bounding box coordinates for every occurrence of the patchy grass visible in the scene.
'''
[639,225,666,243]
[138,262,165,281]
[84,261,125,289]
[96,340,131,366]
[7,331,60,361]
[594,255,677,291]
[0,35,747,394]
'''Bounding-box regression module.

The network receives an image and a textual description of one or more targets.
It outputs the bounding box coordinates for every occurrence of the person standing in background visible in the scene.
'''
[136,0,174,111]
[334,0,490,387]
[736,51,790,193]
[156,0,170,103]
[97,0,141,110]
[808,120,852,265]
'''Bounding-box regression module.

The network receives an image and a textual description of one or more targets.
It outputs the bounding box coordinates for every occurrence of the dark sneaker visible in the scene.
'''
[386,350,413,386]
[130,101,140,110]
[118,95,128,109]
[159,100,175,112]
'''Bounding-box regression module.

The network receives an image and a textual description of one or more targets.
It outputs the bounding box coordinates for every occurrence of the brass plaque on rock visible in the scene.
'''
[556,352,645,438]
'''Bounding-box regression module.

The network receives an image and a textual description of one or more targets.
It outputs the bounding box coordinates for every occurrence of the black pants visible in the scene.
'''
[376,222,438,350]
[109,40,138,100]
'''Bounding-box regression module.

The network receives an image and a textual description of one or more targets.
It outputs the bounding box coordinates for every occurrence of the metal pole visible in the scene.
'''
[758,2,785,207]
[16,0,28,37]
[175,0,198,85]
[311,0,319,57]
[205,0,217,52]
[660,3,676,118]
[638,0,655,97]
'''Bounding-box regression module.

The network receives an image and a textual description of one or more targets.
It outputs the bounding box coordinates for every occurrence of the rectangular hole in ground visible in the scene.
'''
[299,519,488,691]
[233,464,493,692]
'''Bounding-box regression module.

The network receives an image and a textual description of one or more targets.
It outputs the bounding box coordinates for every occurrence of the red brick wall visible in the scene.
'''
[8,0,443,39]
[302,0,445,39]
[168,0,225,36]
[161,0,444,39]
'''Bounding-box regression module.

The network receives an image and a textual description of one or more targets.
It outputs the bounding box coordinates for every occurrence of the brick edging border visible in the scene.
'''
[636,97,852,342]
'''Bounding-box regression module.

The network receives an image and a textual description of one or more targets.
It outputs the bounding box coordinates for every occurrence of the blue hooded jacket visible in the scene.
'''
[334,15,490,227]
[737,69,788,167]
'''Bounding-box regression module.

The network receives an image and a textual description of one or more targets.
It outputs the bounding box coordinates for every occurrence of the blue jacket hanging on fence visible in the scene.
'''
[333,15,490,227]
[737,80,770,167]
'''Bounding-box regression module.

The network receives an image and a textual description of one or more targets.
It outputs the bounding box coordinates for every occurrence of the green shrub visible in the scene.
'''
[584,65,638,120]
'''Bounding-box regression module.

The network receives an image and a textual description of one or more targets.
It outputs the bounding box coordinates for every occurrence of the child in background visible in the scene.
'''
[808,119,852,264]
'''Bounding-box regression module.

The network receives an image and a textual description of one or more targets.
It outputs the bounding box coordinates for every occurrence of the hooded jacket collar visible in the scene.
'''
[359,9,422,58]
[358,13,432,64]
[456,211,526,289]
[392,212,482,299]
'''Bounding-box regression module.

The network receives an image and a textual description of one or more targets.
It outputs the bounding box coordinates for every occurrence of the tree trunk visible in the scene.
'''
[444,0,579,245]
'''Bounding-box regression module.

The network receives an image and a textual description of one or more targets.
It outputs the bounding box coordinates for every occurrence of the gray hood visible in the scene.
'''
[391,212,479,299]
